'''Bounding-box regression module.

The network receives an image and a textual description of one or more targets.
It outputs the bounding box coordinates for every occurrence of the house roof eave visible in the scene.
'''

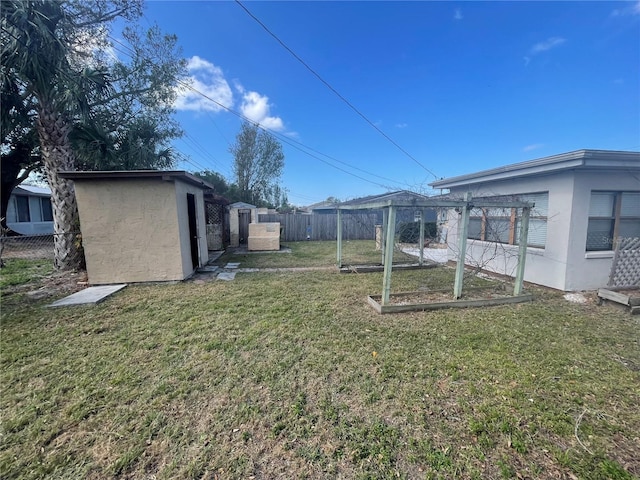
[429,149,640,189]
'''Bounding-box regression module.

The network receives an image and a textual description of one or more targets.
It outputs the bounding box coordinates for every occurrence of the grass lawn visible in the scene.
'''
[1,242,639,479]
[219,240,418,269]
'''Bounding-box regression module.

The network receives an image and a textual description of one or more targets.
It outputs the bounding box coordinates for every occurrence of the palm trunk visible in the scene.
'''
[36,102,85,271]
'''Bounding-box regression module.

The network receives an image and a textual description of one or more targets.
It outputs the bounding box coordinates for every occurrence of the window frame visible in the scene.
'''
[467,192,548,248]
[586,191,640,251]
[14,195,31,223]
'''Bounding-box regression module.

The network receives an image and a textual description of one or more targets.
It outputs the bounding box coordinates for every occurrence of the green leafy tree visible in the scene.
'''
[192,170,231,196]
[1,0,185,269]
[230,122,284,207]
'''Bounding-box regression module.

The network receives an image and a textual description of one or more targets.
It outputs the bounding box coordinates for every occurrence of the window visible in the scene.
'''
[15,195,30,222]
[586,191,640,251]
[40,198,53,222]
[467,192,548,248]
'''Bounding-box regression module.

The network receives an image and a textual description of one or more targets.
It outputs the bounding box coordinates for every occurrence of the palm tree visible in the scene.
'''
[1,0,107,270]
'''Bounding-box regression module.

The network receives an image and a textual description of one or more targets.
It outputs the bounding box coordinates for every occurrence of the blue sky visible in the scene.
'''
[140,1,639,205]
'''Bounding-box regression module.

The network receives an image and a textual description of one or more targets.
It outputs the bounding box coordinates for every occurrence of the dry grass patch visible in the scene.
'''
[1,266,639,479]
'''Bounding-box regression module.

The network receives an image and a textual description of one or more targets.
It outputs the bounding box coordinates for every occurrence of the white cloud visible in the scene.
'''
[175,56,287,131]
[611,1,640,17]
[454,8,463,20]
[523,143,544,152]
[175,56,233,112]
[395,123,408,129]
[529,37,566,55]
[239,90,284,131]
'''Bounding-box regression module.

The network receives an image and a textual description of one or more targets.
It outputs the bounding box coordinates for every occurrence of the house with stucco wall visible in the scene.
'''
[429,149,640,291]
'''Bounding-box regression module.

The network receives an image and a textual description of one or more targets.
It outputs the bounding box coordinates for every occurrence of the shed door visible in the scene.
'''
[239,209,251,245]
[187,194,199,269]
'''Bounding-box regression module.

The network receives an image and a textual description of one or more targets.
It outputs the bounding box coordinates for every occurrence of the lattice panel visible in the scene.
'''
[206,203,223,225]
[609,237,640,287]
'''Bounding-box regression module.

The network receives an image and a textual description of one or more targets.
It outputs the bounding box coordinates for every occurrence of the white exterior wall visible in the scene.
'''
[446,169,639,291]
[446,172,574,290]
[564,171,640,290]
[174,180,209,277]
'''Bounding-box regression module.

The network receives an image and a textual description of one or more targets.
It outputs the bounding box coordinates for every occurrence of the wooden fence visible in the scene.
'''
[258,213,379,242]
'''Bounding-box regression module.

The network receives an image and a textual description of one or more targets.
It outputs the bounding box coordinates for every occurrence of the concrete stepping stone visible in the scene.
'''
[217,272,236,281]
[224,263,241,269]
[47,284,127,308]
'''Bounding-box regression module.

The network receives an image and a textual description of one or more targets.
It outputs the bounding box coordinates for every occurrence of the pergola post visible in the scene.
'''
[337,209,343,268]
[513,207,530,295]
[418,210,425,266]
[381,208,388,265]
[381,206,396,305]
[453,194,471,299]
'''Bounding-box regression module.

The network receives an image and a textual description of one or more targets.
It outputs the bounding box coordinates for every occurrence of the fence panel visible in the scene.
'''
[609,237,640,287]
[258,213,378,242]
[1,234,54,260]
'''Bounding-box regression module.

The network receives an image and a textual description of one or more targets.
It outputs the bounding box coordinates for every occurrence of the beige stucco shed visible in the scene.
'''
[61,170,213,285]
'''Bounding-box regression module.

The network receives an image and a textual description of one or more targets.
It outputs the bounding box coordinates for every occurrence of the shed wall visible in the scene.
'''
[74,179,184,284]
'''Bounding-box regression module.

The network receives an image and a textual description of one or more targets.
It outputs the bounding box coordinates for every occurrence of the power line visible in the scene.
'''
[108,32,411,190]
[175,78,405,190]
[234,0,439,180]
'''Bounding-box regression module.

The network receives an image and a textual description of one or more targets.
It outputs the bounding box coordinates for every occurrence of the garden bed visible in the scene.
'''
[597,286,640,314]
[368,285,533,314]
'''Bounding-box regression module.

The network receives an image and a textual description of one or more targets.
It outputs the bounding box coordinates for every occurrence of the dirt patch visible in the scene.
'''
[3,270,88,300]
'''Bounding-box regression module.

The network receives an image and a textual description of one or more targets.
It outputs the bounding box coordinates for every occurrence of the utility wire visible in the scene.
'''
[175,79,402,190]
[235,0,439,180]
[108,32,410,190]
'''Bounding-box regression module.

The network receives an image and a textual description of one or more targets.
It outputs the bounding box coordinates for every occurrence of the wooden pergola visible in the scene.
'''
[336,193,534,313]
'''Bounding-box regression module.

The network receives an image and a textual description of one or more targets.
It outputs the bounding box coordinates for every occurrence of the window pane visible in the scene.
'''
[485,218,511,243]
[16,196,30,222]
[619,219,640,239]
[516,218,547,247]
[589,192,615,217]
[519,192,548,217]
[620,193,640,217]
[41,198,53,222]
[468,218,482,240]
[586,219,614,251]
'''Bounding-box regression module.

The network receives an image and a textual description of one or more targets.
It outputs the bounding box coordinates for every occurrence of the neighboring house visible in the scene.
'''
[6,184,54,235]
[337,190,439,224]
[60,170,213,284]
[430,149,640,291]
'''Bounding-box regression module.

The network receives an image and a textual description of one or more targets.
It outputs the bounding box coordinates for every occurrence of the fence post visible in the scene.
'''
[336,209,343,268]
[453,194,471,299]
[381,209,388,265]
[382,206,396,305]
[514,206,530,296]
[418,210,424,266]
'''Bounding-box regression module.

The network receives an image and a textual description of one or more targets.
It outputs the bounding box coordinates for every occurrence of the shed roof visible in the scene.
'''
[59,170,215,190]
[429,149,640,189]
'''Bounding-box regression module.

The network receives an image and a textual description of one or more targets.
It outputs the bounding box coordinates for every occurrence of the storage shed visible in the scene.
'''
[60,170,214,284]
